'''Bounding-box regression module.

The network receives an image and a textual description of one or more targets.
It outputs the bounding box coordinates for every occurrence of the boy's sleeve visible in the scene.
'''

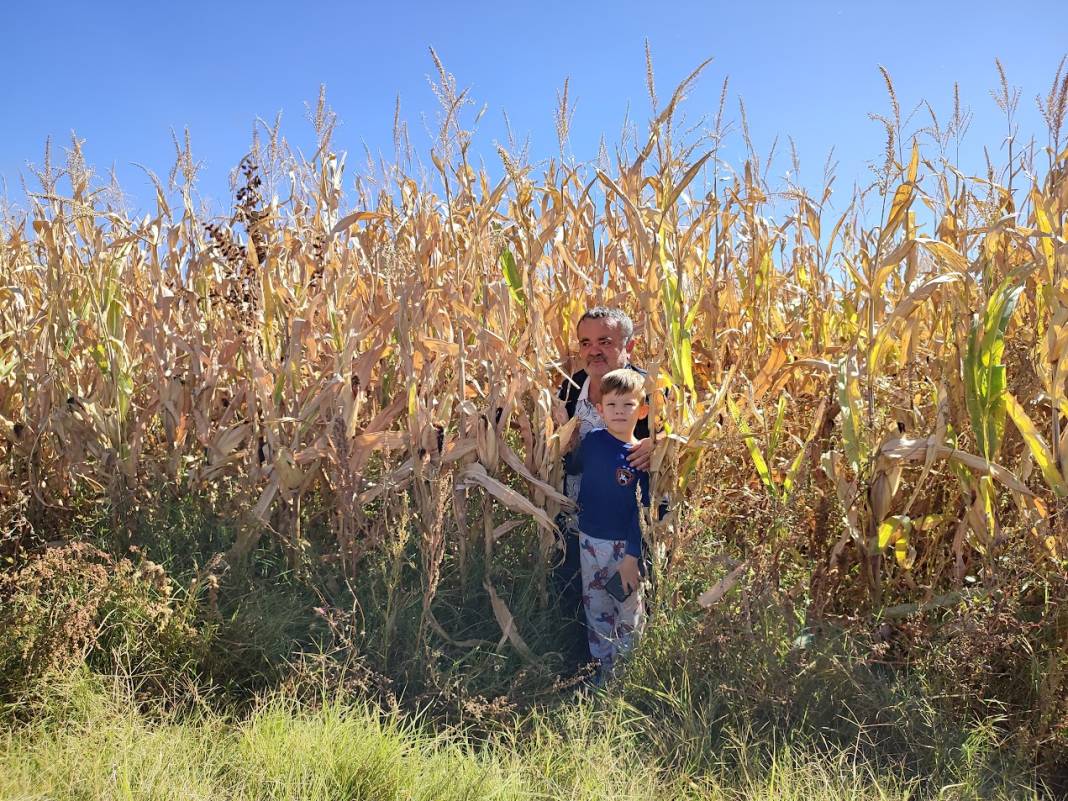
[626,472,651,559]
[626,517,643,559]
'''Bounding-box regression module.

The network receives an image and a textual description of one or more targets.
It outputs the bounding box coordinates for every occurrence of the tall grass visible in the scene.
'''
[0,673,1038,801]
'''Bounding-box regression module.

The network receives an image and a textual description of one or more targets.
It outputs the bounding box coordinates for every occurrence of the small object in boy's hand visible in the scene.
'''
[605,570,632,603]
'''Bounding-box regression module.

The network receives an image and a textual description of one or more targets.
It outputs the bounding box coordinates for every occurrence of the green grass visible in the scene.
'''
[0,671,1042,801]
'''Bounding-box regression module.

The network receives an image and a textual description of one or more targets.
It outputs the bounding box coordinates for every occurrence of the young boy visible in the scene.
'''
[564,368,651,680]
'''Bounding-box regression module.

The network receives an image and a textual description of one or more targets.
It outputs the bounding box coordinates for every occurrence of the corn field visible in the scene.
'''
[1,60,1068,683]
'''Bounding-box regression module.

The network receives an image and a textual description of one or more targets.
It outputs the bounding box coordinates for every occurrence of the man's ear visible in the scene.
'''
[624,338,637,356]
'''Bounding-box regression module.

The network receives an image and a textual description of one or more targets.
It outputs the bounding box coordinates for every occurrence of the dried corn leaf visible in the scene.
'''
[483,578,536,663]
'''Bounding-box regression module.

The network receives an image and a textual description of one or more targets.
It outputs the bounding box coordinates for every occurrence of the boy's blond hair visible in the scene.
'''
[599,368,646,399]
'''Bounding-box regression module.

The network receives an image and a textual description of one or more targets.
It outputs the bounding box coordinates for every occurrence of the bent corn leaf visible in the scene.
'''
[1004,393,1068,496]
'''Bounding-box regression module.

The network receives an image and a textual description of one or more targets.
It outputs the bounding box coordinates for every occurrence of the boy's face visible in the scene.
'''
[577,317,634,380]
[596,390,648,440]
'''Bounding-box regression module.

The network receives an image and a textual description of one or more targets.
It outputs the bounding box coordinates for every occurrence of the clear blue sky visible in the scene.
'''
[2,0,1065,215]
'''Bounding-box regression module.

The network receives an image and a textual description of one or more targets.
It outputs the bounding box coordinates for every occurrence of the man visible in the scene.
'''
[559,307,654,470]
[554,306,654,665]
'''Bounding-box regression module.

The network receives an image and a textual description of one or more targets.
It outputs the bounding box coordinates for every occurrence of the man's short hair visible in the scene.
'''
[577,307,634,344]
[600,368,646,399]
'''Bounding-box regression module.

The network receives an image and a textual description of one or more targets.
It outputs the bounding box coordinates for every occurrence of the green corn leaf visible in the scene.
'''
[782,398,826,502]
[768,394,788,465]
[499,247,526,308]
[964,268,1028,461]
[963,316,986,455]
[782,448,806,502]
[658,237,694,393]
[116,371,134,423]
[728,396,777,499]
[679,334,694,393]
[837,357,864,473]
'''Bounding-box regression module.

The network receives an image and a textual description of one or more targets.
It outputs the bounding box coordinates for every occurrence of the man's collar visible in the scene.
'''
[577,375,591,402]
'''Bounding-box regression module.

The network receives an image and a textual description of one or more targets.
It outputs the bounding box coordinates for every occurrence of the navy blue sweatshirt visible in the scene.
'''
[564,428,650,558]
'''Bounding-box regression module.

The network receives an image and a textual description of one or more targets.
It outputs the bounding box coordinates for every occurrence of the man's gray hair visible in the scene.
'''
[577,307,634,343]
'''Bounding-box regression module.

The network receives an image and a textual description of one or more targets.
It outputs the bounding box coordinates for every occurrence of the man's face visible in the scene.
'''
[577,317,634,379]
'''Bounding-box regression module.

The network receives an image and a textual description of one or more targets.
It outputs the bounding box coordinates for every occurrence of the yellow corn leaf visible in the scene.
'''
[804,199,821,243]
[407,382,418,418]
[869,273,963,370]
[883,141,919,241]
[329,210,387,238]
[877,515,915,569]
[896,539,916,570]
[1032,187,1056,277]
[660,151,713,215]
[917,238,970,272]
[1004,392,1068,496]
[877,515,911,549]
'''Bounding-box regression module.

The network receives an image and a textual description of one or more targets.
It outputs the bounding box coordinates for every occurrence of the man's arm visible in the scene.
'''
[627,371,667,470]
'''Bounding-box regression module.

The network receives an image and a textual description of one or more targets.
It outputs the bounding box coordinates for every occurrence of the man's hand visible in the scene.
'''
[619,554,640,595]
[626,436,654,471]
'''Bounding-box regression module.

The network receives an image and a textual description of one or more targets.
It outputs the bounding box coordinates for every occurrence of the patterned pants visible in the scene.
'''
[579,534,645,672]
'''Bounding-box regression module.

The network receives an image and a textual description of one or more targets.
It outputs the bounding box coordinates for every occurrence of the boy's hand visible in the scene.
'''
[619,554,640,595]
[626,436,654,471]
